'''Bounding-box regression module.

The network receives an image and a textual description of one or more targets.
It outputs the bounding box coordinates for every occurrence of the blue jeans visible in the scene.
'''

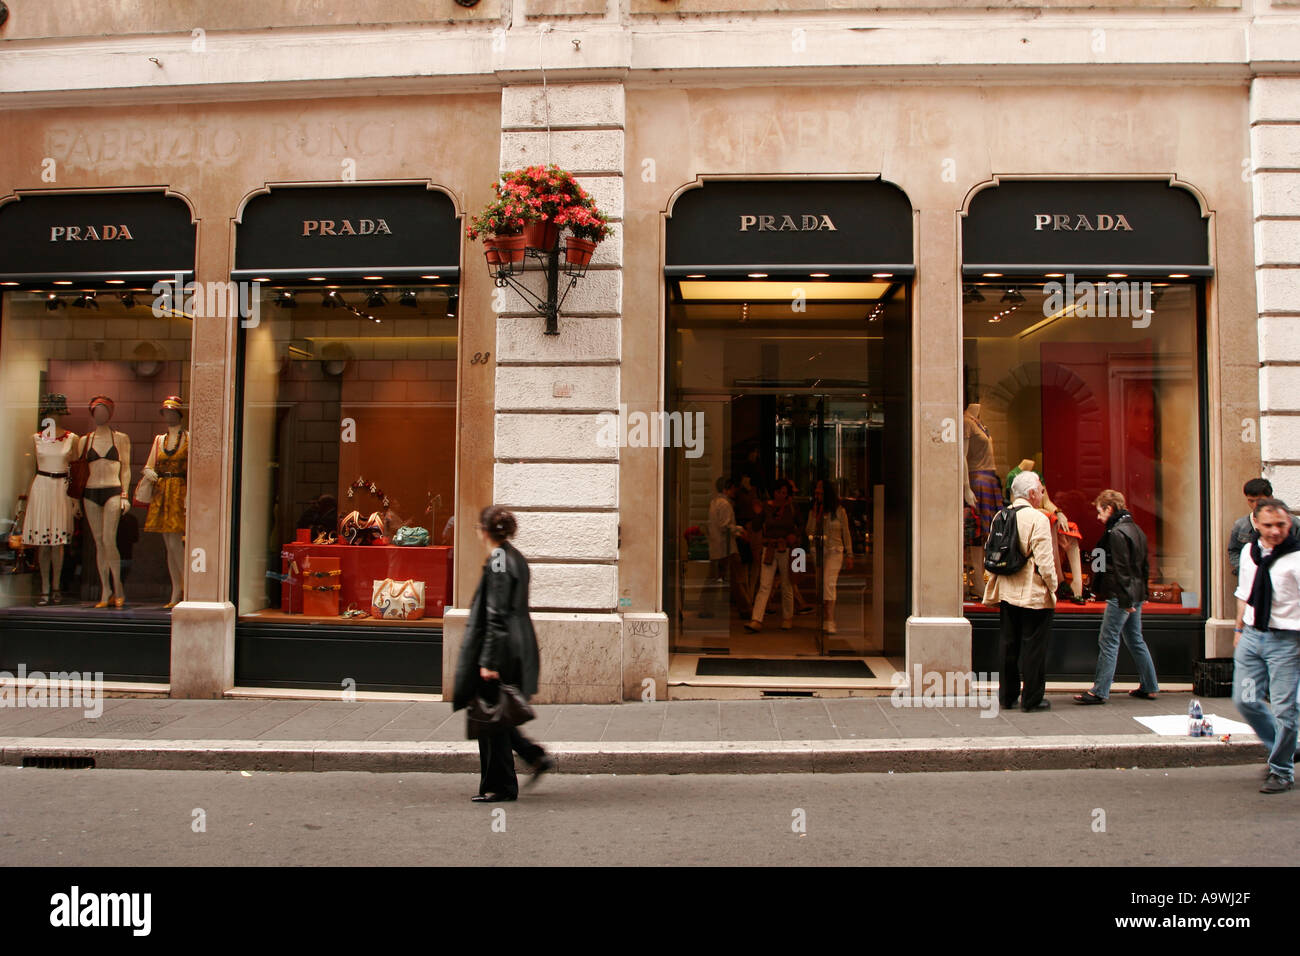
[1233,624,1300,782]
[1090,599,1160,699]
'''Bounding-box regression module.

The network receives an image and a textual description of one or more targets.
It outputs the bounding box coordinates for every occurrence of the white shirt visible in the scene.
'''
[1235,544,1300,631]
[707,494,740,560]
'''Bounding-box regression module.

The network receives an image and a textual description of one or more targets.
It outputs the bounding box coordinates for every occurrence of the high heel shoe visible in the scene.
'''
[112,596,125,609]
[93,598,110,608]
[36,593,50,607]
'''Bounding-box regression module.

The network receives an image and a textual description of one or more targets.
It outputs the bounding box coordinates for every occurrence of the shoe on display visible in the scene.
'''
[825,621,838,635]
[36,593,50,607]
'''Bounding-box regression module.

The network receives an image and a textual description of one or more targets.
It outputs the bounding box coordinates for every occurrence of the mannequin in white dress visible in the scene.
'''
[80,395,131,608]
[23,394,80,605]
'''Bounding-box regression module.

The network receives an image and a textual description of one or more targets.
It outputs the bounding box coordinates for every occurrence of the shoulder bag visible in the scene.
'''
[132,436,162,507]
[465,683,536,739]
[66,435,91,500]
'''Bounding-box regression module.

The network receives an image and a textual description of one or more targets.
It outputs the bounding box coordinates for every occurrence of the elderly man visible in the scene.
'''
[983,470,1059,712]
[1232,498,1300,794]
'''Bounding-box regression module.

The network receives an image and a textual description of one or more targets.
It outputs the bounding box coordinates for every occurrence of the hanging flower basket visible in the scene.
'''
[496,232,528,265]
[564,236,598,268]
[524,220,560,252]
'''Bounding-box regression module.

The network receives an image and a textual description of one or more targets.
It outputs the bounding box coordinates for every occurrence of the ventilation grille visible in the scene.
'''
[21,755,96,769]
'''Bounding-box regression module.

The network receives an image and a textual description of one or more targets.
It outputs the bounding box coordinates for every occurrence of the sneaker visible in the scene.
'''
[1260,774,1294,794]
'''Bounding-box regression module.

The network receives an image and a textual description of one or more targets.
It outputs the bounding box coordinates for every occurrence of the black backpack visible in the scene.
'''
[983,505,1029,575]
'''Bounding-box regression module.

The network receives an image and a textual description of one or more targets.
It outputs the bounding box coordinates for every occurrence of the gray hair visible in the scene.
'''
[1010,470,1041,500]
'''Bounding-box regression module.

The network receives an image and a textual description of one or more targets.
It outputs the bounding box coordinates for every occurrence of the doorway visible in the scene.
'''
[663,279,911,687]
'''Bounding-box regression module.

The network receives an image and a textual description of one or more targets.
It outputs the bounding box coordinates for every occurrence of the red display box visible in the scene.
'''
[281,543,453,620]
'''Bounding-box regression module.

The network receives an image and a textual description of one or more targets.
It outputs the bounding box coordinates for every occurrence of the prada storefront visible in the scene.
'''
[960,178,1211,680]
[0,188,198,681]
[232,182,461,693]
[663,178,913,683]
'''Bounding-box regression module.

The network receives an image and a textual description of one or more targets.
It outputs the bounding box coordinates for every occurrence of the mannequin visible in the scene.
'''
[1040,486,1086,604]
[23,393,80,605]
[964,403,1002,589]
[141,396,188,608]
[80,395,131,608]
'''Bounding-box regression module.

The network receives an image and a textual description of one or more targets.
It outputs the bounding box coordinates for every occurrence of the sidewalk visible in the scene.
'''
[0,691,1264,775]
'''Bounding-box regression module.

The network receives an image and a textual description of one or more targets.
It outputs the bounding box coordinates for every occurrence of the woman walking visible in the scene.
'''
[453,506,554,802]
[807,478,854,635]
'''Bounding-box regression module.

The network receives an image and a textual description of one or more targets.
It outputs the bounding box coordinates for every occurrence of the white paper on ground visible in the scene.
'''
[1133,713,1255,736]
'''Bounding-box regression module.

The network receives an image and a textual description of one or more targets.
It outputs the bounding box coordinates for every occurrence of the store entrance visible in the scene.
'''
[664,279,911,688]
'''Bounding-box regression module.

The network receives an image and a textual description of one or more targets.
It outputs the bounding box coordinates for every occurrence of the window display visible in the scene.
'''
[235,284,457,626]
[961,279,1204,615]
[0,290,193,615]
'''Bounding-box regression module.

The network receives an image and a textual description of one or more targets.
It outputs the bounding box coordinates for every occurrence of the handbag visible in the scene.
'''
[465,683,536,739]
[66,435,91,500]
[392,526,429,547]
[370,578,426,619]
[132,436,161,508]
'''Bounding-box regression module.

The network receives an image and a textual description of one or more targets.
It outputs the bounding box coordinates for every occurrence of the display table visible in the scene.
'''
[280,543,452,619]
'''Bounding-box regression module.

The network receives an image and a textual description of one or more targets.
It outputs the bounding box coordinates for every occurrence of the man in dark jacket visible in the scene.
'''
[1074,489,1161,703]
[1228,478,1300,577]
[453,509,549,801]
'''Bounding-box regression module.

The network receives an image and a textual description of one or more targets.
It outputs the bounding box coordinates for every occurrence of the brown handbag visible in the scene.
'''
[66,435,91,500]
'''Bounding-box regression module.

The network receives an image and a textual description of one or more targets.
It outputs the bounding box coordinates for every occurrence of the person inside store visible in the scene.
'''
[745,478,798,633]
[983,470,1058,712]
[738,444,768,501]
[452,505,554,802]
[296,495,338,543]
[1232,498,1300,794]
[140,395,189,607]
[701,476,748,620]
[1073,489,1160,704]
[1229,478,1300,578]
[808,477,853,635]
[22,393,80,606]
[80,395,131,608]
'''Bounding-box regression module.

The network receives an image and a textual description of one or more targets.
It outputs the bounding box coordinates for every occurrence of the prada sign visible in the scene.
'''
[0,189,195,284]
[235,184,457,280]
[668,179,912,269]
[964,180,1208,271]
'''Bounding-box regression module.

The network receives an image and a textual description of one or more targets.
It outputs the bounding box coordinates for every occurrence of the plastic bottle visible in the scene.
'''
[1189,698,1204,736]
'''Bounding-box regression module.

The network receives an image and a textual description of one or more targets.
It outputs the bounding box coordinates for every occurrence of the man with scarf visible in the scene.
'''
[1073,490,1160,704]
[1232,498,1300,794]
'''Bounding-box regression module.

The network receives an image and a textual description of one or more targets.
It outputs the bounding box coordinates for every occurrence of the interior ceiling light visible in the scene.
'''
[747,272,768,278]
[1168,273,1189,279]
[982,272,1003,278]
[73,292,99,310]
[962,285,985,304]
[274,290,297,309]
[45,293,65,311]
[365,289,388,308]
[322,290,345,309]
[446,292,459,319]
[119,292,137,309]
[679,280,889,301]
[399,290,419,308]
[362,275,384,281]
[1001,288,1027,306]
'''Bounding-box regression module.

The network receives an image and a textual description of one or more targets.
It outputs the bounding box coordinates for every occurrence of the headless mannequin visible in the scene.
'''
[143,410,186,606]
[82,404,131,607]
[963,403,986,590]
[31,413,80,603]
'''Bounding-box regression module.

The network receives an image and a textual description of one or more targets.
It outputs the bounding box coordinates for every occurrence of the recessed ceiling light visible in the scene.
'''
[982,272,1002,278]
[0,281,17,286]
[1168,273,1189,279]
[105,279,124,285]
[362,275,384,281]
[747,273,768,279]
[253,277,270,283]
[809,273,830,278]
[686,274,706,279]
[1044,273,1064,278]
[307,276,327,281]
[420,275,440,280]
[53,280,72,285]
[872,273,893,279]
[1107,273,1127,278]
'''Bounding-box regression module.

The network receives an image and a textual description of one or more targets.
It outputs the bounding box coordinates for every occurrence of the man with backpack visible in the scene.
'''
[982,470,1059,711]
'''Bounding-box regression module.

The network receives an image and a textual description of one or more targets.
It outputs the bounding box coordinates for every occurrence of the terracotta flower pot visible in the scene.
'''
[564,236,598,267]
[483,237,503,266]
[495,232,528,265]
[523,220,559,252]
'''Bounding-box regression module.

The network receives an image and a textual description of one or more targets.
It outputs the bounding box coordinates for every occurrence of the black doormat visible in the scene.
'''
[696,658,875,678]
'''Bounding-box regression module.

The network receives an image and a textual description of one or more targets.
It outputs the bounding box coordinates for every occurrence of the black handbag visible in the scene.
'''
[465,682,535,739]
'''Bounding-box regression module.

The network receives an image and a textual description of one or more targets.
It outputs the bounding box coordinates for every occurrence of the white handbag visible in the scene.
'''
[370,578,426,620]
[132,436,161,506]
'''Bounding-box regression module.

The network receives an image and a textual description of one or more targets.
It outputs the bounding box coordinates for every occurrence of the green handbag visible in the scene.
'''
[392,526,430,547]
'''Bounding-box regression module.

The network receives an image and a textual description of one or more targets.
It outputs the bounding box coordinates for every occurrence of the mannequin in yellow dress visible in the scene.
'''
[141,396,188,608]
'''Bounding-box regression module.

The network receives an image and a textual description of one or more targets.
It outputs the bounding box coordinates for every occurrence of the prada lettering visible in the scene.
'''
[738,214,837,232]
[301,218,392,237]
[49,225,135,242]
[1033,213,1133,232]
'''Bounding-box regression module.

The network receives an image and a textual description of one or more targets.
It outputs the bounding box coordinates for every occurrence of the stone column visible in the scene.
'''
[1252,77,1300,507]
[447,81,628,703]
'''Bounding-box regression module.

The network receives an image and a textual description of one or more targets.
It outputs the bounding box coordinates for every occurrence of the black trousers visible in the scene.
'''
[475,680,547,798]
[998,601,1055,710]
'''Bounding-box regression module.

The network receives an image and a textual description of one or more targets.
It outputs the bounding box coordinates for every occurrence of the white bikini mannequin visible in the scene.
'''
[81,395,131,608]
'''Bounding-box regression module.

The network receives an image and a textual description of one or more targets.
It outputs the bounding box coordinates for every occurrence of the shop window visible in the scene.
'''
[0,289,192,613]
[961,277,1203,615]
[235,284,457,626]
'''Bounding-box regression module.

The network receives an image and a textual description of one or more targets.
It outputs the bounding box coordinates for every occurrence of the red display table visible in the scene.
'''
[281,543,453,619]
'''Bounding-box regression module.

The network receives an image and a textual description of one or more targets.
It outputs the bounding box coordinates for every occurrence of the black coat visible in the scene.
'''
[1094,510,1149,609]
[452,540,541,711]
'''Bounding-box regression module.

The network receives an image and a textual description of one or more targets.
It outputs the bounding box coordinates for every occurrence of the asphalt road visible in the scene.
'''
[1,764,1297,867]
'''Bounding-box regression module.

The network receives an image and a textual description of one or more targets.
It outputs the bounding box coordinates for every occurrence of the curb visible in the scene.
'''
[0,734,1264,775]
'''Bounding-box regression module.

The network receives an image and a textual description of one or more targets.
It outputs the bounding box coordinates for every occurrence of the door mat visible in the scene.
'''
[696,658,875,679]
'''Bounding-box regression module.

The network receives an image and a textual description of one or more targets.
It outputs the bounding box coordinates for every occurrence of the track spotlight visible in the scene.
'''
[274,290,297,309]
[445,292,459,318]
[44,293,65,312]
[365,289,388,308]
[962,285,985,304]
[1000,288,1026,306]
[398,290,419,309]
[73,293,99,310]
[119,292,137,309]
[322,290,346,309]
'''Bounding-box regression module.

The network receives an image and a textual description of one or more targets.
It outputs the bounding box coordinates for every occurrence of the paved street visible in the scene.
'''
[2,764,1296,866]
